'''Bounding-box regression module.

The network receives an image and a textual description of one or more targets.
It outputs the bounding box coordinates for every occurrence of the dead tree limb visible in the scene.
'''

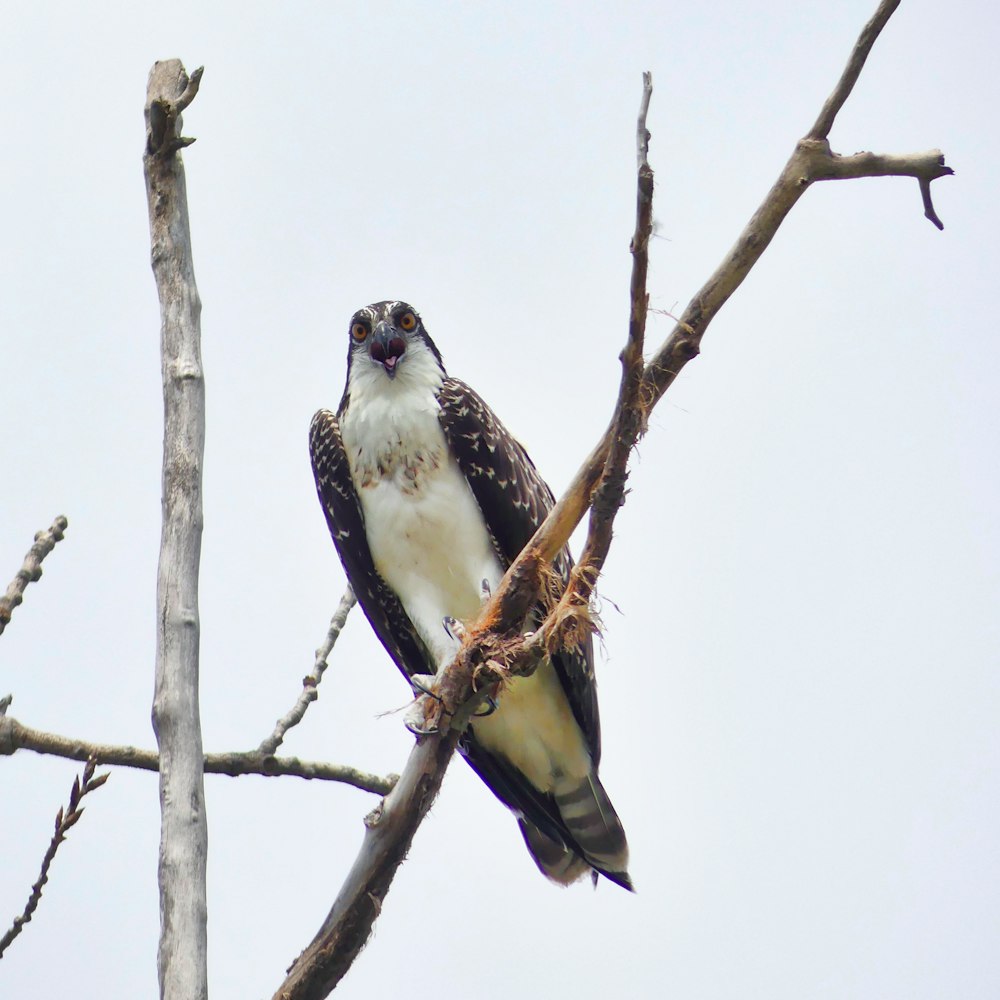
[0,709,395,795]
[0,517,69,638]
[0,757,108,960]
[259,587,357,756]
[273,2,952,997]
[143,58,208,1000]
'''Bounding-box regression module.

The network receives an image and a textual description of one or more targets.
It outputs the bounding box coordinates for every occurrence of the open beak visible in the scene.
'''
[370,322,406,378]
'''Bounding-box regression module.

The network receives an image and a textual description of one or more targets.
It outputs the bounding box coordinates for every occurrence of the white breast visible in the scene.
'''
[340,352,591,793]
[341,360,503,666]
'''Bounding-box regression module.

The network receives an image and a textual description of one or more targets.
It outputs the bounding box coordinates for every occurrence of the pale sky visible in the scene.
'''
[2,2,998,998]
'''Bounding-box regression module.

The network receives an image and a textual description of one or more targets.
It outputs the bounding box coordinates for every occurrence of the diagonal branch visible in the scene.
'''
[808,0,900,141]
[0,757,108,960]
[258,587,356,756]
[0,517,69,638]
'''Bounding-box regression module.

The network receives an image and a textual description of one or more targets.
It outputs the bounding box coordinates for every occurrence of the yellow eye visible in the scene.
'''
[351,322,368,342]
[399,312,416,332]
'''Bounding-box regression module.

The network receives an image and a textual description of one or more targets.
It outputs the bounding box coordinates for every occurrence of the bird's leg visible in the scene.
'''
[404,615,465,735]
[405,581,498,734]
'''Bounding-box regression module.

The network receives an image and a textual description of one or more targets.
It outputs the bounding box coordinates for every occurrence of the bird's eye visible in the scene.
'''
[351,322,369,342]
[399,312,416,332]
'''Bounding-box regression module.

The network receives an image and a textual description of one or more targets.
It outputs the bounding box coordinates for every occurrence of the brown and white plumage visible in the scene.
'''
[309,300,631,889]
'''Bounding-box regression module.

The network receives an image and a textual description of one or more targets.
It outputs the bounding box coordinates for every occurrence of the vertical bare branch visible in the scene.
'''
[143,59,208,1000]
[0,516,69,637]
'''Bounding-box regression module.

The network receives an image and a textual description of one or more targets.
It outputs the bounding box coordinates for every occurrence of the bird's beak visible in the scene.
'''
[370,322,406,379]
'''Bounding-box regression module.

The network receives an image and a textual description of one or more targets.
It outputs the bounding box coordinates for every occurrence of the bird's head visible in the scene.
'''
[345,300,444,386]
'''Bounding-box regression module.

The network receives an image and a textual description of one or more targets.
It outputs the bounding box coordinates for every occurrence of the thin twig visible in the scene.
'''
[0,711,394,795]
[0,517,68,637]
[258,587,356,756]
[0,757,108,959]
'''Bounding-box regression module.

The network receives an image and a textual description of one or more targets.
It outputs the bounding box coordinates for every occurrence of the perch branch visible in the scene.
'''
[258,587,356,756]
[144,58,208,1000]
[276,4,953,996]
[0,711,395,795]
[0,517,69,638]
[274,730,462,1000]
[0,757,108,960]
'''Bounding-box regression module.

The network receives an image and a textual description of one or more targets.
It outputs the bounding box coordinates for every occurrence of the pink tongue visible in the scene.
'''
[385,356,397,369]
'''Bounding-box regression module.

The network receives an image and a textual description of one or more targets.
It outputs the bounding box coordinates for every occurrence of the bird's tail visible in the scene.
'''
[519,769,632,890]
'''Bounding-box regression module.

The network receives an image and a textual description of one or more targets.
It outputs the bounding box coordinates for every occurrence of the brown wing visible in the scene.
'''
[435,377,601,762]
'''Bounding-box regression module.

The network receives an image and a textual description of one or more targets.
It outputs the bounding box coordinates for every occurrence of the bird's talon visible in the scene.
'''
[404,717,440,737]
[409,673,442,702]
[471,694,498,718]
[443,615,467,642]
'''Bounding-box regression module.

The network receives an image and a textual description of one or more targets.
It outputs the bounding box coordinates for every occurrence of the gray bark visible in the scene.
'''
[143,59,209,1000]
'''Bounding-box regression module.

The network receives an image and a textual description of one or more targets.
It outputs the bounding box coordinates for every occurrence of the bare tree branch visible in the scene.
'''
[275,731,462,1000]
[259,587,356,756]
[0,757,108,960]
[143,59,208,1000]
[0,517,69,638]
[0,710,395,795]
[807,0,900,141]
[640,6,951,415]
[274,3,954,996]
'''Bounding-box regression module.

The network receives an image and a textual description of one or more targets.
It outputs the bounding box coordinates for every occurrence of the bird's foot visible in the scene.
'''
[409,672,443,702]
[404,702,440,736]
[405,672,444,735]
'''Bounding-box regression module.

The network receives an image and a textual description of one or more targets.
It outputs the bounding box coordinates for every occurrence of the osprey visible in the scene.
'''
[309,300,631,889]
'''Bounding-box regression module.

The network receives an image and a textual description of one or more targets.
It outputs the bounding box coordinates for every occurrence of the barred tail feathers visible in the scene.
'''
[519,769,632,890]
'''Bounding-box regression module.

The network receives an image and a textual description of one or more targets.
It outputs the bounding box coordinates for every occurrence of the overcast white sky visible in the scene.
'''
[2,2,998,998]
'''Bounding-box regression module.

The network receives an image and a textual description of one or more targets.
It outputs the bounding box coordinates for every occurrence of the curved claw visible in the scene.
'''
[404,717,441,737]
[442,615,466,642]
[409,673,443,702]
[471,694,498,718]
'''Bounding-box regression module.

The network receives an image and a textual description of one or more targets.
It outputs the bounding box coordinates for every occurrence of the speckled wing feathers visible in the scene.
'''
[435,377,601,762]
[308,408,433,680]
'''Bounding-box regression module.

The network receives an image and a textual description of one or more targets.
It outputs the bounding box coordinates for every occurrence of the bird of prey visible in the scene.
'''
[309,300,631,889]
